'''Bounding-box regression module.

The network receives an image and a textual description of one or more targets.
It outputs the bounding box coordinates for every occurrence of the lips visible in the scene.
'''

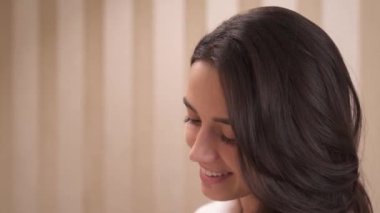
[200,167,233,184]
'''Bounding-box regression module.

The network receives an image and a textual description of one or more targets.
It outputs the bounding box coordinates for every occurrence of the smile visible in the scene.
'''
[201,168,231,177]
[200,168,233,184]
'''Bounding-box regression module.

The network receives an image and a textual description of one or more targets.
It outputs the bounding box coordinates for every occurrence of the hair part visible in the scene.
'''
[191,6,372,213]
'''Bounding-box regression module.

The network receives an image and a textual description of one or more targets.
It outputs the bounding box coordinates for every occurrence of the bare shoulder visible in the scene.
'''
[194,200,240,213]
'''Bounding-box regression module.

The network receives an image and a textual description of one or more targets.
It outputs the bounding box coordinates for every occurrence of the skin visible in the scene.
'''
[184,61,260,212]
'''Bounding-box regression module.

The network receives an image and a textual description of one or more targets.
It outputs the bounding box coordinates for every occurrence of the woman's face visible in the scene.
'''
[184,61,251,201]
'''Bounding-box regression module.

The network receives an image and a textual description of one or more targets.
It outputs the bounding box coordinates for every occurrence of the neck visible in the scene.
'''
[238,194,260,213]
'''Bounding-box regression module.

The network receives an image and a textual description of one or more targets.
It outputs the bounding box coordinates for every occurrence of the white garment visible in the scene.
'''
[194,200,241,213]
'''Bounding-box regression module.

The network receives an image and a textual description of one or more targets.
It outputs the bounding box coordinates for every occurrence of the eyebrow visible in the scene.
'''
[183,97,198,113]
[183,97,231,125]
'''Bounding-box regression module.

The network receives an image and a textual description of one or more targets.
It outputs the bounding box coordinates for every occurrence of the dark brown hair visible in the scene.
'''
[191,6,372,213]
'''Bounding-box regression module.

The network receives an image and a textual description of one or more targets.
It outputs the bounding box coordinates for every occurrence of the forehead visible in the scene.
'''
[186,61,228,117]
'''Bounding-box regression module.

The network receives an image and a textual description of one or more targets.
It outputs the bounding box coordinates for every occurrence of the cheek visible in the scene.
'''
[221,145,241,172]
[185,125,198,148]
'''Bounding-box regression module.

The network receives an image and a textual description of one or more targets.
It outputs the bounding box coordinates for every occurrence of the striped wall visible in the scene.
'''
[0,0,379,212]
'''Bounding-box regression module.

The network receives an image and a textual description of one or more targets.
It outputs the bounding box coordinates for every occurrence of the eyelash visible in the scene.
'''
[184,116,201,126]
[184,116,236,145]
[220,134,236,145]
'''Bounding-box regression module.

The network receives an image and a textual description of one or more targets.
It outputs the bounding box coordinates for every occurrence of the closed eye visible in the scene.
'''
[220,134,236,145]
[184,116,201,126]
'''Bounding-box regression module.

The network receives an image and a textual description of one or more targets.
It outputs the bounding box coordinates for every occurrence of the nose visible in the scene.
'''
[189,127,218,163]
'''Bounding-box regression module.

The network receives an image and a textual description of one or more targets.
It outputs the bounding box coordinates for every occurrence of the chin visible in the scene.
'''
[201,186,244,201]
[203,192,235,201]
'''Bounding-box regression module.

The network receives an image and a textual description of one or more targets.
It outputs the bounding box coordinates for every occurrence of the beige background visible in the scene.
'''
[0,0,378,212]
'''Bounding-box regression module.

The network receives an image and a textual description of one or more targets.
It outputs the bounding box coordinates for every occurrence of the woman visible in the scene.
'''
[183,7,373,213]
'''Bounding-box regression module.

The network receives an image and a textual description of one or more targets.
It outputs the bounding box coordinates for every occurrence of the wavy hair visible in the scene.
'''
[191,7,372,213]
